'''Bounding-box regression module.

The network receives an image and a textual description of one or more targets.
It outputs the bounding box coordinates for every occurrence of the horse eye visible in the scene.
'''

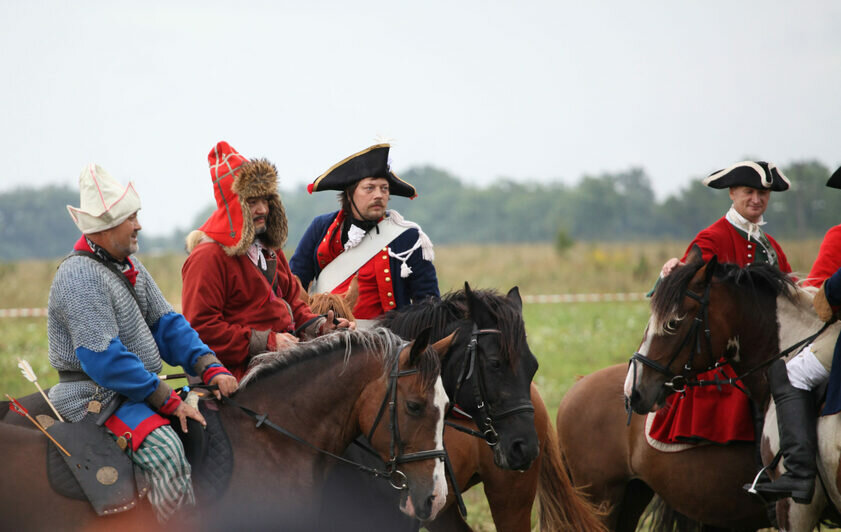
[487,358,503,370]
[406,401,423,416]
[664,320,679,333]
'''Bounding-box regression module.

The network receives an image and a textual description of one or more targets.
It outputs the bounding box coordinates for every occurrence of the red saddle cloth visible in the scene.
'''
[648,363,755,444]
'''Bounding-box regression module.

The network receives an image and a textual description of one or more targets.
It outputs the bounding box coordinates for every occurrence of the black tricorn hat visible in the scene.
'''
[826,166,841,189]
[307,144,417,198]
[702,161,790,191]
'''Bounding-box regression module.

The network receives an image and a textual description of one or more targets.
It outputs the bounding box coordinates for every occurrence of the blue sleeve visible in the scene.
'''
[76,338,159,403]
[825,267,841,306]
[151,312,211,375]
[290,215,327,288]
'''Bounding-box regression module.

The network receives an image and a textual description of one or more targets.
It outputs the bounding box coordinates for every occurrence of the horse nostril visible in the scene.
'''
[424,494,435,515]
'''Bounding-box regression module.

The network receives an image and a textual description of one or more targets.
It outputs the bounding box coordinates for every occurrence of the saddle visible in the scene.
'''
[45,398,234,515]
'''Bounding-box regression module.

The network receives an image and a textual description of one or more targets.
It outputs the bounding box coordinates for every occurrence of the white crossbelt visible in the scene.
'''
[311,217,409,295]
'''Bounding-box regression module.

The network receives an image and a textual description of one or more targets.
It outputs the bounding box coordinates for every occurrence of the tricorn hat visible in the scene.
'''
[702,161,790,191]
[307,144,417,198]
[826,166,841,189]
[187,141,288,256]
[67,164,141,234]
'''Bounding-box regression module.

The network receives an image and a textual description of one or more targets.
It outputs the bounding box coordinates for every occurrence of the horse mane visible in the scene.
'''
[651,257,798,333]
[308,292,356,321]
[239,327,441,391]
[379,288,526,366]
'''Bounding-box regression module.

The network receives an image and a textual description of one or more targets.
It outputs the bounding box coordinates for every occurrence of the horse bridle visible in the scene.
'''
[365,342,448,488]
[630,281,717,394]
[628,276,833,400]
[445,324,535,446]
[221,341,447,490]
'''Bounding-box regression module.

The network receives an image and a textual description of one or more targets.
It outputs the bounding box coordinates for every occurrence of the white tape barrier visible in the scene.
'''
[0,308,49,318]
[0,294,647,319]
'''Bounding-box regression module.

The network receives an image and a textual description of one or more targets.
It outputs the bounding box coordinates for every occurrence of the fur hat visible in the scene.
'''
[307,144,417,198]
[826,166,841,190]
[186,141,287,256]
[67,163,141,234]
[702,161,790,191]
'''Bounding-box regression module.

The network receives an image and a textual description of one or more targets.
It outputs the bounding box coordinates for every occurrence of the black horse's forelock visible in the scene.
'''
[240,327,440,390]
[378,289,527,367]
[651,257,798,328]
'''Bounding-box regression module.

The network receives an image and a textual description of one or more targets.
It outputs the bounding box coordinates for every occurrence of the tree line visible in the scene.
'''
[1,160,837,261]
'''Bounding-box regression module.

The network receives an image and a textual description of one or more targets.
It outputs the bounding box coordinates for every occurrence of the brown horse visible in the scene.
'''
[558,363,766,531]
[561,248,840,530]
[306,283,606,531]
[0,327,452,530]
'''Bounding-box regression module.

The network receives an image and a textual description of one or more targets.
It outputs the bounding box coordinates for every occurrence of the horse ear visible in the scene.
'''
[465,282,494,326]
[686,244,703,265]
[704,255,718,283]
[344,275,359,308]
[408,327,433,366]
[294,275,309,304]
[506,286,522,312]
[430,330,458,361]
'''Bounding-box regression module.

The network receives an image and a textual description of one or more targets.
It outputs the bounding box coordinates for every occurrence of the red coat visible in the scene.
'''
[649,216,791,444]
[181,242,317,380]
[805,225,841,288]
[679,216,791,272]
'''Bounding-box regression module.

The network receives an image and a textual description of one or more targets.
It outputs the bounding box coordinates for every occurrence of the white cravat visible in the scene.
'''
[725,206,766,243]
[344,224,368,251]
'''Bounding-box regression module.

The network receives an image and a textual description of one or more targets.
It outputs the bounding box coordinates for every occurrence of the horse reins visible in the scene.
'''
[443,324,535,446]
[217,341,447,491]
[629,276,833,400]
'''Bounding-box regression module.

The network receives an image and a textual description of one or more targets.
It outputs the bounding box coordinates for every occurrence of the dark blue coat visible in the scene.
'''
[290,210,439,310]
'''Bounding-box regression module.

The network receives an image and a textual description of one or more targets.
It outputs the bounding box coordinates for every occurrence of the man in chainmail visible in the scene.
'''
[290,143,439,326]
[49,163,238,522]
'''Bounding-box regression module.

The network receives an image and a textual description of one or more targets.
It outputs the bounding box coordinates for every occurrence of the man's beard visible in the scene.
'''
[255,225,267,235]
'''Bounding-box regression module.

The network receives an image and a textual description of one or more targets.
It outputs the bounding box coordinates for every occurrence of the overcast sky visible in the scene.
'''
[2,1,840,236]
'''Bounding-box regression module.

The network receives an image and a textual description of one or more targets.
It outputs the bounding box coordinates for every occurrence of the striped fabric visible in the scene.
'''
[131,425,195,522]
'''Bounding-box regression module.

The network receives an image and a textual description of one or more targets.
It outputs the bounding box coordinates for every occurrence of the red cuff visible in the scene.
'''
[158,389,182,416]
[202,365,233,385]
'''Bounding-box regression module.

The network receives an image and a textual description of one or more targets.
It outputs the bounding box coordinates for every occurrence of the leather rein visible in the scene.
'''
[217,341,447,491]
[443,324,535,446]
[629,279,832,399]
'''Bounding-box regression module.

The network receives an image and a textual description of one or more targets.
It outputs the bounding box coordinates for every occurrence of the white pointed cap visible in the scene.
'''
[66,163,141,234]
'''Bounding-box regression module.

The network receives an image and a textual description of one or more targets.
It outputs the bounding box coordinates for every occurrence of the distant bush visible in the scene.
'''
[554,228,574,256]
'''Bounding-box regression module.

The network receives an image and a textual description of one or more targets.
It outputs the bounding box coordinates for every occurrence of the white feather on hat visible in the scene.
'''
[66,163,141,234]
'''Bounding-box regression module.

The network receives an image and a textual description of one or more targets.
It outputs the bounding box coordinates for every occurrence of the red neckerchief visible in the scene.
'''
[73,236,139,286]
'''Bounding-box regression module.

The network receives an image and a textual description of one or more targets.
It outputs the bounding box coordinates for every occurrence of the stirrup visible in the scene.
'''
[745,450,784,498]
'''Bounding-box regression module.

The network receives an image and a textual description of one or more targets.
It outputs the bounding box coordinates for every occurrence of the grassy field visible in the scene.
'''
[0,239,823,530]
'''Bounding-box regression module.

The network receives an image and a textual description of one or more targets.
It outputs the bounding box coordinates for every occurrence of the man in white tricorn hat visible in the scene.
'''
[643,161,802,498]
[49,163,237,521]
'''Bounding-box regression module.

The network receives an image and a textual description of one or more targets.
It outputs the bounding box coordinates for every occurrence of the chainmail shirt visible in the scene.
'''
[47,254,173,421]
